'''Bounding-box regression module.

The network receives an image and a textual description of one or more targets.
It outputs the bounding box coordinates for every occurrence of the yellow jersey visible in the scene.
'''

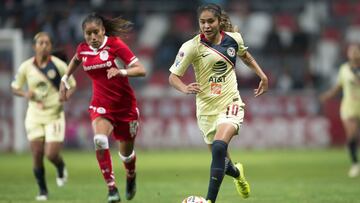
[337,62,360,114]
[11,56,76,123]
[170,31,248,116]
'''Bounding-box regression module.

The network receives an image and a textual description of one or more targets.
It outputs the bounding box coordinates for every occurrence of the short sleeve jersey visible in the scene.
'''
[337,62,360,109]
[170,31,247,116]
[11,56,76,123]
[75,36,138,121]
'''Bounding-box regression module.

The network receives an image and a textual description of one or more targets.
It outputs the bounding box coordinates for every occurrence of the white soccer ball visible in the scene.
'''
[182,195,207,203]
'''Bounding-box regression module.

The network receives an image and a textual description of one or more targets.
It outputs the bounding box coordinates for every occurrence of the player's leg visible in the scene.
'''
[118,140,137,200]
[206,123,236,203]
[206,145,240,179]
[26,120,48,200]
[30,138,48,200]
[115,120,139,200]
[44,115,67,187]
[342,118,360,177]
[92,117,120,203]
[45,142,67,186]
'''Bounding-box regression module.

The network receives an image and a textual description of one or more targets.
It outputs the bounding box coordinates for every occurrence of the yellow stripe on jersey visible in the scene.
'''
[170,32,247,116]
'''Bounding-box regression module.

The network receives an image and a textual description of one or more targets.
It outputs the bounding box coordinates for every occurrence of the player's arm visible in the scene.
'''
[107,60,146,79]
[11,64,36,100]
[11,87,35,100]
[319,83,342,103]
[60,55,81,101]
[239,51,268,97]
[169,73,201,94]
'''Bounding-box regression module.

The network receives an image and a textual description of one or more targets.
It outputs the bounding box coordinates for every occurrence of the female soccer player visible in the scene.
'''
[320,44,360,178]
[11,32,77,201]
[60,13,146,203]
[169,4,268,203]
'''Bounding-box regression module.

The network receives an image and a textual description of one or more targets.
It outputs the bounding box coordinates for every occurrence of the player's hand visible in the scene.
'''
[59,81,68,102]
[254,77,268,97]
[25,90,35,100]
[184,83,202,94]
[107,67,127,79]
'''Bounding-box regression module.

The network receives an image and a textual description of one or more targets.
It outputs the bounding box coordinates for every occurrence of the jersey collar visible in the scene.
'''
[200,31,224,45]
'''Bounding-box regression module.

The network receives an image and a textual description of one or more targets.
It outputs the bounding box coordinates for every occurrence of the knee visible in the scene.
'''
[94,134,109,150]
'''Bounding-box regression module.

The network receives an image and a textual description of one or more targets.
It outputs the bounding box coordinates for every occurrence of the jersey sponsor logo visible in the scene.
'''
[175,51,184,67]
[83,61,112,71]
[210,82,222,95]
[227,47,236,57]
[100,50,109,61]
[208,76,226,83]
[213,61,227,75]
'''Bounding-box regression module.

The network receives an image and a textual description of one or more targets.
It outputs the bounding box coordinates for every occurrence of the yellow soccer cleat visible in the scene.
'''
[233,163,250,199]
[206,200,212,203]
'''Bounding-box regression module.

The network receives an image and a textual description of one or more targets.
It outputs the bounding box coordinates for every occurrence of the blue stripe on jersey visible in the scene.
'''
[200,32,238,65]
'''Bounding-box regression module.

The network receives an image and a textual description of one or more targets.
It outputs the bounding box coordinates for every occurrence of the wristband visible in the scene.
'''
[61,75,70,89]
[119,69,128,76]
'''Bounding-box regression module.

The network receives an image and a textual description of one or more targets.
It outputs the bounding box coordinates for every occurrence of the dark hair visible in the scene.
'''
[82,13,133,37]
[197,3,237,32]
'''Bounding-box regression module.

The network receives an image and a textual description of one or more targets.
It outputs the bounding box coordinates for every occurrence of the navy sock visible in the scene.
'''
[54,159,65,178]
[206,140,228,202]
[225,157,240,178]
[348,138,358,164]
[33,167,47,193]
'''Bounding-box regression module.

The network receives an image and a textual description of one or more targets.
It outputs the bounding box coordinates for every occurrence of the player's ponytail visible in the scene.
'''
[197,3,237,33]
[82,13,133,38]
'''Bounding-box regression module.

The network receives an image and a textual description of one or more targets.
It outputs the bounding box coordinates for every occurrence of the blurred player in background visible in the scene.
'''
[169,3,268,203]
[11,32,77,201]
[320,44,360,178]
[59,13,146,203]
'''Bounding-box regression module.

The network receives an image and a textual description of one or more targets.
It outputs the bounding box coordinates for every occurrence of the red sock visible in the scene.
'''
[96,149,116,189]
[120,152,136,178]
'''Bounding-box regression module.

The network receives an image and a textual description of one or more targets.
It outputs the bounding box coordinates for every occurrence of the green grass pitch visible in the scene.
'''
[1,148,360,203]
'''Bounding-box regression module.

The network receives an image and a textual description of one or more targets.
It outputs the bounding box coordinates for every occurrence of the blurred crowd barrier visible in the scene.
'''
[0,89,344,151]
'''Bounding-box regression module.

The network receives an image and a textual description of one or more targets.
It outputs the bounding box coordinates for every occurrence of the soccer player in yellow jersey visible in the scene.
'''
[11,32,76,200]
[169,4,268,203]
[320,44,360,178]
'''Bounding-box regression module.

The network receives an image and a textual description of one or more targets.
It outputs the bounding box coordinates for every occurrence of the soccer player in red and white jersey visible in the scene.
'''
[59,13,146,203]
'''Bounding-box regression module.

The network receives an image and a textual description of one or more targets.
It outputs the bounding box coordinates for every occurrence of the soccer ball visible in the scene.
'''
[182,195,207,203]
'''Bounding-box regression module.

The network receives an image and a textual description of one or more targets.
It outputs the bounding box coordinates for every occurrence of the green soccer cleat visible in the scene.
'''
[206,200,212,203]
[233,163,250,199]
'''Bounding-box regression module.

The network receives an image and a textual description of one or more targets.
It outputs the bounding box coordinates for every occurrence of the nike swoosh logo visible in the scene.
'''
[201,53,210,57]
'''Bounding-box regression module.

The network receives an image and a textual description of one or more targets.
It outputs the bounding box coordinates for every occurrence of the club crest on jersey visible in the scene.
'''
[100,50,109,61]
[47,69,56,79]
[227,47,236,57]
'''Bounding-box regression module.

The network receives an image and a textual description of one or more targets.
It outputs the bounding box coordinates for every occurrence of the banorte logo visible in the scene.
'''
[83,61,112,71]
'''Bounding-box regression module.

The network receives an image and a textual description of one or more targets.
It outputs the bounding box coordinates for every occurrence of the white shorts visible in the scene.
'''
[197,102,244,144]
[25,112,65,142]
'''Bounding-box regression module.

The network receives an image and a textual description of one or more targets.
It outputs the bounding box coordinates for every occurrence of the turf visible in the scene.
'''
[0,148,360,203]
